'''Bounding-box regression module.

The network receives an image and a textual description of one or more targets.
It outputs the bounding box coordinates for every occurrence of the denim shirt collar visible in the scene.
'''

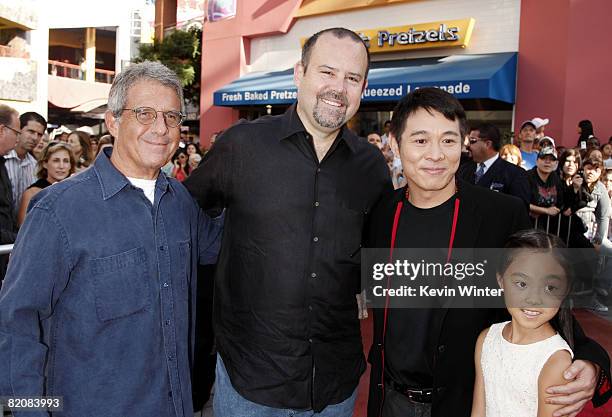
[94,147,170,201]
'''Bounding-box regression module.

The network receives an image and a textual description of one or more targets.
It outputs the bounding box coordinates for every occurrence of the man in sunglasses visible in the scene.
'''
[0,104,20,284]
[519,120,538,170]
[458,122,531,208]
[0,62,223,417]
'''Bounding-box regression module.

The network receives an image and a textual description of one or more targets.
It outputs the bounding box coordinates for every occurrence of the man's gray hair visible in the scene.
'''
[107,61,184,119]
[0,104,18,127]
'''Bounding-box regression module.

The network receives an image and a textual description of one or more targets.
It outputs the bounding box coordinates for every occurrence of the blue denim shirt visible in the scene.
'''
[0,149,223,417]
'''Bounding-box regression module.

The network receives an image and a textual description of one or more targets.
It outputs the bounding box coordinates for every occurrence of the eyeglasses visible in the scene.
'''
[468,136,485,145]
[122,107,184,128]
[2,124,21,136]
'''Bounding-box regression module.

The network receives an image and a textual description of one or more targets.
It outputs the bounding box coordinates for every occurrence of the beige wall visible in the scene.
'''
[249,0,520,72]
[0,0,48,118]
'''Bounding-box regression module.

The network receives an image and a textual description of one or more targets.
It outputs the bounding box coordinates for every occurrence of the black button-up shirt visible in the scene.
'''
[185,105,392,411]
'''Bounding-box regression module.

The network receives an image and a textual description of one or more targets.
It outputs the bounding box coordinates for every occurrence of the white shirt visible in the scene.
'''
[127,177,156,204]
[482,322,573,417]
[381,133,389,146]
[477,153,499,176]
[4,149,37,209]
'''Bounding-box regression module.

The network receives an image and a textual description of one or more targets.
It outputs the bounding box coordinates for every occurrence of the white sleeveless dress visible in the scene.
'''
[481,321,573,417]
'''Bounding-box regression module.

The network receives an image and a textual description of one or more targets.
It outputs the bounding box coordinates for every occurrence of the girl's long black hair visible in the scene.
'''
[498,229,575,348]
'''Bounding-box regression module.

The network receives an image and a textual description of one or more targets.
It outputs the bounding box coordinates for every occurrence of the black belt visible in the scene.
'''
[384,377,433,403]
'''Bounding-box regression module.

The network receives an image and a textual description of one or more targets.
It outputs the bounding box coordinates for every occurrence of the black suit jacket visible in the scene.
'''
[0,159,17,282]
[366,180,611,417]
[458,156,531,209]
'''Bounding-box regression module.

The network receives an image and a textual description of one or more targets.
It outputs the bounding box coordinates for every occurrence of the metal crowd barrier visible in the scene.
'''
[533,213,572,242]
[0,244,13,255]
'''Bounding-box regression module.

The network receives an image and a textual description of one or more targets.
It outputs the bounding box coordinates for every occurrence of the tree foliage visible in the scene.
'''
[135,26,202,106]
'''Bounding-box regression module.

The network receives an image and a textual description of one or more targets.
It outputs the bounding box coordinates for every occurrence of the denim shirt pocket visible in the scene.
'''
[91,247,151,322]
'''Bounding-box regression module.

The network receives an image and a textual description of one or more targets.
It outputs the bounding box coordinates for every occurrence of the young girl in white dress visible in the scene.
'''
[471,230,574,417]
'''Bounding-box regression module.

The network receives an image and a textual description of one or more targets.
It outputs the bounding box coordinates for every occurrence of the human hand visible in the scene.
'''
[572,175,583,191]
[563,208,572,217]
[547,206,561,216]
[546,360,598,417]
[356,290,368,320]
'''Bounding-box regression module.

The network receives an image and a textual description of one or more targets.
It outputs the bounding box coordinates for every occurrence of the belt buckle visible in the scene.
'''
[406,388,432,403]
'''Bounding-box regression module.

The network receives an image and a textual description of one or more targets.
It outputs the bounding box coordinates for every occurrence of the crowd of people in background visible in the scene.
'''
[155,131,219,182]
[0,106,125,285]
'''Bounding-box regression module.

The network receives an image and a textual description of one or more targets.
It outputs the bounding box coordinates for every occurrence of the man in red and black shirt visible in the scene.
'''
[367,88,611,417]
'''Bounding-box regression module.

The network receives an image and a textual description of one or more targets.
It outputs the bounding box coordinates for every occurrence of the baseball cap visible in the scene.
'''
[538,147,557,160]
[50,125,72,140]
[520,120,536,131]
[76,126,95,136]
[531,117,550,129]
[538,136,556,149]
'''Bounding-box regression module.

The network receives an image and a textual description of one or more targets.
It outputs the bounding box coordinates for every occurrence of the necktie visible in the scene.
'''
[475,162,486,183]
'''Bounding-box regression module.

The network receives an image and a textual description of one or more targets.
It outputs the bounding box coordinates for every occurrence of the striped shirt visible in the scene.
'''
[4,150,37,210]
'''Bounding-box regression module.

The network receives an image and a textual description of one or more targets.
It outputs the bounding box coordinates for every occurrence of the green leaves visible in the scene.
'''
[135,26,202,105]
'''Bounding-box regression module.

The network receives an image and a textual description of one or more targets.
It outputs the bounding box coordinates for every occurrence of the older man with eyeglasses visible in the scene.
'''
[0,62,223,417]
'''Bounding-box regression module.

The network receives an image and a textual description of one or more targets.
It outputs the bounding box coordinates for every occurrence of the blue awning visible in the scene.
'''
[213,52,517,107]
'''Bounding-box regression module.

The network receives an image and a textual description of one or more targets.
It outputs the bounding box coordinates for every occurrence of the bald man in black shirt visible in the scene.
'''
[186,28,392,417]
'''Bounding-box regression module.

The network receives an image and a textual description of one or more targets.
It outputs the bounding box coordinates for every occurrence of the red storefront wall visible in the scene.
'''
[516,0,612,146]
[198,1,302,149]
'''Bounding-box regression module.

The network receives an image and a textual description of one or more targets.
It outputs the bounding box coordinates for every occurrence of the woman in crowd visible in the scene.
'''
[584,144,603,162]
[67,131,93,171]
[186,142,201,157]
[575,157,611,252]
[17,142,76,225]
[551,149,592,249]
[189,153,202,173]
[32,132,50,161]
[603,164,612,199]
[499,144,522,167]
[90,136,99,156]
[171,148,190,182]
[95,134,115,157]
[599,164,612,307]
[601,143,612,164]
[558,149,585,215]
[575,158,612,311]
